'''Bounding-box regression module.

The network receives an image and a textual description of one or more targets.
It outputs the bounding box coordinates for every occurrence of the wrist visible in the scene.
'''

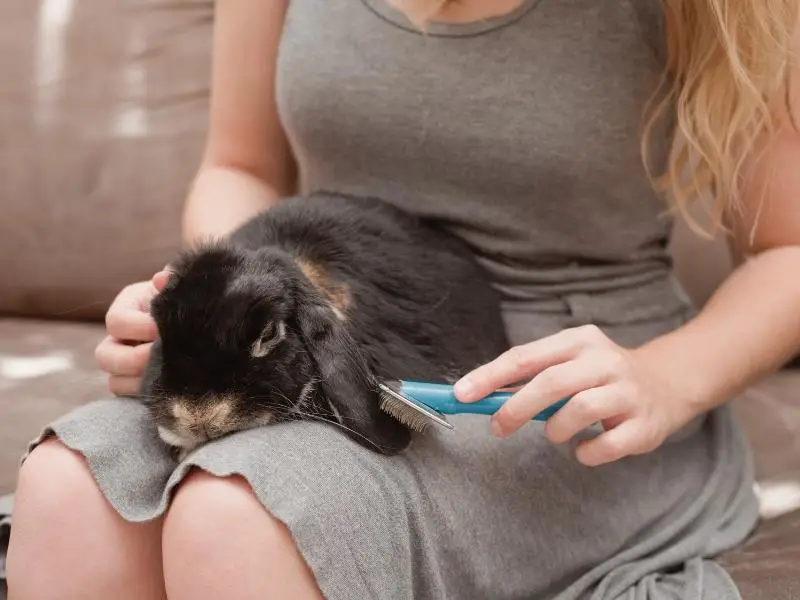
[632,326,727,419]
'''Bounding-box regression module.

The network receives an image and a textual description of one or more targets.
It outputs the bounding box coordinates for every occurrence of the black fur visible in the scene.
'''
[141,193,510,455]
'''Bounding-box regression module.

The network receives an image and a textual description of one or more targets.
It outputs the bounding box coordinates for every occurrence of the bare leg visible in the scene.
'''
[6,440,166,600]
[162,470,324,600]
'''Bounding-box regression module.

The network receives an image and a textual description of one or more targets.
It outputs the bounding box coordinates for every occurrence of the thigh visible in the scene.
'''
[17,395,756,600]
[392,415,719,598]
[164,413,718,600]
[8,439,165,600]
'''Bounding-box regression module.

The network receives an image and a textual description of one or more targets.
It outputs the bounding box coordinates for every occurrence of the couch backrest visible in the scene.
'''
[0,0,732,321]
[0,0,212,319]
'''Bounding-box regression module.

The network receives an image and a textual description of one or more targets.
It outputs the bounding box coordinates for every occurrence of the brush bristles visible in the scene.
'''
[378,391,431,432]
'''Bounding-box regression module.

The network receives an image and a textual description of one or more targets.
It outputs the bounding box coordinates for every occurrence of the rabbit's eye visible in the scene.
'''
[251,321,286,358]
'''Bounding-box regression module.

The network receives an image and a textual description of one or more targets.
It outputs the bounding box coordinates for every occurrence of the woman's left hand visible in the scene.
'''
[454,325,703,467]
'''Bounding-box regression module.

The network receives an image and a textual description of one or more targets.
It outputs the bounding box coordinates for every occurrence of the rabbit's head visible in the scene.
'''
[141,243,410,456]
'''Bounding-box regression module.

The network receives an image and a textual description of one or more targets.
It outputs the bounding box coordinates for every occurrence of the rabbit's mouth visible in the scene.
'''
[157,413,278,461]
[152,381,319,459]
[154,394,273,459]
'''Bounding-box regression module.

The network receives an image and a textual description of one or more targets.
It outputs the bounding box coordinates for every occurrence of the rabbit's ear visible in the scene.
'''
[296,297,411,455]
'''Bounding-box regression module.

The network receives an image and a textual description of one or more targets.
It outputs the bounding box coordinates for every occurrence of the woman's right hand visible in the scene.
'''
[95,271,171,396]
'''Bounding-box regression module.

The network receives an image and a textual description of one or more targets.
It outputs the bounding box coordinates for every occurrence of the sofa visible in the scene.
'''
[1,1,799,598]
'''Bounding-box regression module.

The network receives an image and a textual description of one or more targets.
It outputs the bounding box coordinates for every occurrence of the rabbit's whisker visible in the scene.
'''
[288,407,399,454]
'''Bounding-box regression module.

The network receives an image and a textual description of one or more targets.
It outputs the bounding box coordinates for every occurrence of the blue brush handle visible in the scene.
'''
[399,381,568,422]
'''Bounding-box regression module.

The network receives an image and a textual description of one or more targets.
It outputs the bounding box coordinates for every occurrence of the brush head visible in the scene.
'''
[377,381,453,433]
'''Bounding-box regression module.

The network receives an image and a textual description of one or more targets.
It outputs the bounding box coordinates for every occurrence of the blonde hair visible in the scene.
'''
[404,0,799,236]
[645,0,799,235]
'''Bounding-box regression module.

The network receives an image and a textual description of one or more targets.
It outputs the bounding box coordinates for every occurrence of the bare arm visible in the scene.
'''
[637,58,800,413]
[96,1,294,395]
[181,0,295,244]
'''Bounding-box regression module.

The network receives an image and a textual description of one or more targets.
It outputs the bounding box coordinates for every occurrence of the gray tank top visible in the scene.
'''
[276,0,690,339]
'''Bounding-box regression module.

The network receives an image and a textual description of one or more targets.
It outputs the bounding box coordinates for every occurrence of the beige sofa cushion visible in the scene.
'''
[0,0,212,319]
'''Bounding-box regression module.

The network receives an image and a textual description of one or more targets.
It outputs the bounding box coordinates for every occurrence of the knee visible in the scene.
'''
[163,470,293,557]
[162,470,325,600]
[8,440,117,595]
[14,439,96,520]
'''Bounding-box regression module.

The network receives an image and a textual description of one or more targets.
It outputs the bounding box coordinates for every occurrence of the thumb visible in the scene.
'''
[152,268,173,293]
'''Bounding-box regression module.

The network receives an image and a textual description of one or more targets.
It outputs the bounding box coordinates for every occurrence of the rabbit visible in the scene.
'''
[140,192,510,458]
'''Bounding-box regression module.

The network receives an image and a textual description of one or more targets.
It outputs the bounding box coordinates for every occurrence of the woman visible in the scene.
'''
[7,0,800,598]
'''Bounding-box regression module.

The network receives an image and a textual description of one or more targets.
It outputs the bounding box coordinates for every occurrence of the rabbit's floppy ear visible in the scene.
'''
[296,296,411,455]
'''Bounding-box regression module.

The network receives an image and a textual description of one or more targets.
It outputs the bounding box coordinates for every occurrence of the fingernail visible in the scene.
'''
[454,377,474,399]
[491,420,504,437]
[152,271,172,292]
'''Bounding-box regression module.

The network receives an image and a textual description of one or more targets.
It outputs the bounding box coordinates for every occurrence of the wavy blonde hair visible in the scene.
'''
[646,0,799,235]
[403,0,799,235]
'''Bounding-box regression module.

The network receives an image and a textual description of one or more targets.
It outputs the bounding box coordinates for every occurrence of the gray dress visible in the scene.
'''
[4,1,760,598]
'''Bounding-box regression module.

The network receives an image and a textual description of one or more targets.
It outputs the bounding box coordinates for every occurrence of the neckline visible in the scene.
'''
[360,0,541,37]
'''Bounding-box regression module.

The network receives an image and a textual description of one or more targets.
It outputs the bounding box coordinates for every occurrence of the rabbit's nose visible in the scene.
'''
[170,395,237,438]
[185,421,221,442]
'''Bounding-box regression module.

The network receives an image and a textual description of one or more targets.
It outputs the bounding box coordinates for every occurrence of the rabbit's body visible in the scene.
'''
[236,194,510,382]
[141,193,510,457]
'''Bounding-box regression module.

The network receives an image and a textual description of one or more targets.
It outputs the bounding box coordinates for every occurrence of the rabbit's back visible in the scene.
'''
[231,193,510,383]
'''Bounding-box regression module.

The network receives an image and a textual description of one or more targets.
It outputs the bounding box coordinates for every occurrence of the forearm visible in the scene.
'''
[181,165,283,245]
[636,245,800,413]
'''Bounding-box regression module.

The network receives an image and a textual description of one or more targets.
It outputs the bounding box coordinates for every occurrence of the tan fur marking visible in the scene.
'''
[170,395,236,435]
[296,257,352,319]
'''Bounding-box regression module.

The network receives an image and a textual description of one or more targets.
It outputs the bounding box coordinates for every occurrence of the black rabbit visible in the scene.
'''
[140,192,510,458]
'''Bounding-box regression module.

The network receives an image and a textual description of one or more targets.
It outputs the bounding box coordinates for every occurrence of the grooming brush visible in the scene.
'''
[377,380,568,433]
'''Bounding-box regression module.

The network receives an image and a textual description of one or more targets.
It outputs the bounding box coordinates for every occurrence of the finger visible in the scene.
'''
[133,283,160,312]
[95,338,153,377]
[108,281,161,321]
[455,325,606,402]
[544,384,632,444]
[111,281,157,310]
[108,375,144,397]
[491,356,616,437]
[575,419,661,467]
[105,308,158,342]
[152,269,172,293]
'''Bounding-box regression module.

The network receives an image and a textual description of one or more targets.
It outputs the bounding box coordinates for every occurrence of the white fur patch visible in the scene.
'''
[157,425,193,449]
[290,381,316,416]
